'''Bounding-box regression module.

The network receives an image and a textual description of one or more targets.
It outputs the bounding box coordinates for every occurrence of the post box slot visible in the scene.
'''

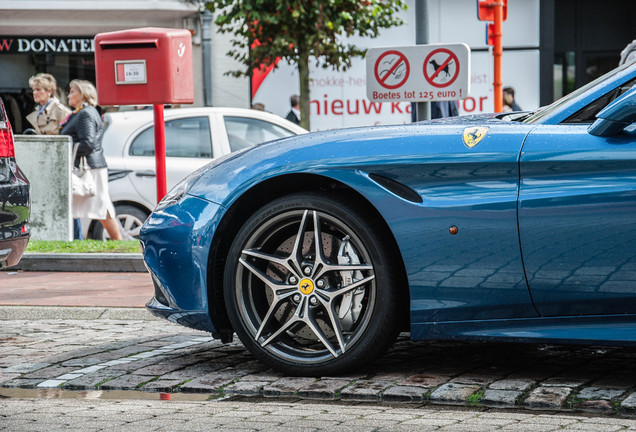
[100,40,158,50]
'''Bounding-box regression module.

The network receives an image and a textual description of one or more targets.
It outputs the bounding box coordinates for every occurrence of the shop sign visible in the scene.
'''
[0,36,95,54]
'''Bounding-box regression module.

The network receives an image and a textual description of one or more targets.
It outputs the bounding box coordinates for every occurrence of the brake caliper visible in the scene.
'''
[337,236,365,331]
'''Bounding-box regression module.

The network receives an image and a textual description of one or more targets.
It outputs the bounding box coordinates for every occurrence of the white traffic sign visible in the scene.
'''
[366,43,470,102]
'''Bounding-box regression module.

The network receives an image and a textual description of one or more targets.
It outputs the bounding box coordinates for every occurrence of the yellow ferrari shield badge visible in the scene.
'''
[462,127,489,148]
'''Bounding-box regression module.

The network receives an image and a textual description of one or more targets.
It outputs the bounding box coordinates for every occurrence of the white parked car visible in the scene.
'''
[85,107,307,239]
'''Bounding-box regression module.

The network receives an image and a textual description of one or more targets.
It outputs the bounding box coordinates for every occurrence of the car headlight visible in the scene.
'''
[154,175,200,212]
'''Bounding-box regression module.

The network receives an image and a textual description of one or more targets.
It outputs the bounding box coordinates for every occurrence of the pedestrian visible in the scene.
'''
[502,86,522,112]
[411,101,458,121]
[60,79,122,240]
[285,94,300,125]
[431,100,458,119]
[26,73,71,135]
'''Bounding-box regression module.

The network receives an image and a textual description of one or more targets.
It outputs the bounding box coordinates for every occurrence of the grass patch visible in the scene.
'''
[466,390,484,406]
[26,240,141,254]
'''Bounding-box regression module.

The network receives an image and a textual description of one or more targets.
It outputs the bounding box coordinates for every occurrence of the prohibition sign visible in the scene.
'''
[423,48,460,88]
[374,50,410,90]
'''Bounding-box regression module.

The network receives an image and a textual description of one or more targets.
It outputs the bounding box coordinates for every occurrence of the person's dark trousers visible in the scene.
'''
[73,218,83,240]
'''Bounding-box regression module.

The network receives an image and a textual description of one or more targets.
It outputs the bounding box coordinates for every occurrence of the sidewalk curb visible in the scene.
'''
[7,253,147,272]
[0,306,156,320]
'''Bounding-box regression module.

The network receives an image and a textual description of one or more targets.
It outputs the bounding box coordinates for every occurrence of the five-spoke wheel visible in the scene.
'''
[224,193,401,376]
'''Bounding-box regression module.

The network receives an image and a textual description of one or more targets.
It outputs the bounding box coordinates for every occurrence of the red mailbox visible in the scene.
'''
[94,27,193,106]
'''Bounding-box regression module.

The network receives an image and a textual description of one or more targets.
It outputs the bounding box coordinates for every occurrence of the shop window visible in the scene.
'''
[554,52,576,100]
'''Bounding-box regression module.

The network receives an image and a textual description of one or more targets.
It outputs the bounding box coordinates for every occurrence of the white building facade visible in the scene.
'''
[1,0,633,132]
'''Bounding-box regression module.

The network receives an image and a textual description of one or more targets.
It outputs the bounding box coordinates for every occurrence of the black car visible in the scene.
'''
[0,98,30,268]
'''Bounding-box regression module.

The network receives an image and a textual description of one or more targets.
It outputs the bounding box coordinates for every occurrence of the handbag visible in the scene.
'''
[71,144,96,197]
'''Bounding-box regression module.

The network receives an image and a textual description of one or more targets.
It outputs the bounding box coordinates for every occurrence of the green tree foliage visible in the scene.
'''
[205,0,407,129]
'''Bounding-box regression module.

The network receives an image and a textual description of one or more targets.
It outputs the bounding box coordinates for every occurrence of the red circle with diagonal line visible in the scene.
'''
[423,48,460,88]
[374,50,410,90]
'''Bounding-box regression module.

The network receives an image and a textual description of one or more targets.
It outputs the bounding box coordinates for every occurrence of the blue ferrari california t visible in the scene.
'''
[140,61,636,376]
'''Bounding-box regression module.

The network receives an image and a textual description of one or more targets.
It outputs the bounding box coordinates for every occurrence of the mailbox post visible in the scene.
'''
[94,27,194,201]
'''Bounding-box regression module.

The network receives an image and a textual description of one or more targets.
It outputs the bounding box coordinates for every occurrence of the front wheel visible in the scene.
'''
[224,193,402,376]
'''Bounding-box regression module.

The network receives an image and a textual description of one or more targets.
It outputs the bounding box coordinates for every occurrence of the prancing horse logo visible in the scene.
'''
[462,126,489,148]
[299,278,314,295]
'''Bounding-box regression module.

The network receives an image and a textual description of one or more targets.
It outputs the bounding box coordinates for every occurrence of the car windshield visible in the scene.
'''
[522,61,635,124]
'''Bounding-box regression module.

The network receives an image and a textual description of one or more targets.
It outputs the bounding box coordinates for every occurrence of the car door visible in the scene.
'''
[518,87,636,317]
[124,115,215,206]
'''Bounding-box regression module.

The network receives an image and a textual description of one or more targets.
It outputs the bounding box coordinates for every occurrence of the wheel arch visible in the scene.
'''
[206,173,410,336]
[112,200,152,217]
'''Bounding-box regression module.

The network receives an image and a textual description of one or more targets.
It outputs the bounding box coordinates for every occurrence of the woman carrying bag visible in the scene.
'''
[60,79,122,240]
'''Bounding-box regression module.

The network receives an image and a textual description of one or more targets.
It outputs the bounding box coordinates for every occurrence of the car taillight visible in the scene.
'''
[0,120,15,158]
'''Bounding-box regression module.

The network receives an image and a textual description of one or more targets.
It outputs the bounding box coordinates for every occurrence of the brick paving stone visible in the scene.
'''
[368,371,409,381]
[573,399,614,412]
[429,383,481,404]
[61,354,120,367]
[179,371,239,393]
[523,386,572,409]
[131,363,188,376]
[340,381,394,401]
[263,377,316,397]
[541,377,589,387]
[297,379,350,400]
[620,392,636,413]
[3,362,51,373]
[489,378,534,391]
[224,380,269,395]
[481,389,521,406]
[398,373,450,388]
[578,387,626,401]
[141,379,185,392]
[450,373,501,385]
[381,385,429,402]
[0,372,20,385]
[240,371,284,382]
[99,374,156,391]
[2,378,49,388]
[62,370,126,390]
[21,365,77,379]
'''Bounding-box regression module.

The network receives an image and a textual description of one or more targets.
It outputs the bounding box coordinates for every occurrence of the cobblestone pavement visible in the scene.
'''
[4,397,636,431]
[2,308,636,420]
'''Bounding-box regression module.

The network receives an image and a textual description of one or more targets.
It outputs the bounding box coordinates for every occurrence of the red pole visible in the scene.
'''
[493,1,503,112]
[153,104,167,201]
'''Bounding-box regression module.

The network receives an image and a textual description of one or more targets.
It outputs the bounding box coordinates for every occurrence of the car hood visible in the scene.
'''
[187,115,534,207]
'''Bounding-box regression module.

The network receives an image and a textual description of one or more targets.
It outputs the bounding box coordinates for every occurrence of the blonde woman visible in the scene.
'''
[60,79,122,240]
[26,73,70,134]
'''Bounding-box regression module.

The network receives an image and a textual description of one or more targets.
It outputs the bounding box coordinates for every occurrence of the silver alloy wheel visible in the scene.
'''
[116,213,144,240]
[234,208,377,365]
[96,205,148,240]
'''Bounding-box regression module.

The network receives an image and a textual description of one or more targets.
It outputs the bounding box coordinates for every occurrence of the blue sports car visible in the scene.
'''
[140,61,636,376]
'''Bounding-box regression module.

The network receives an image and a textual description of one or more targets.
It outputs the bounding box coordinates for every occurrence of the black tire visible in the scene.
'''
[91,204,148,240]
[224,192,402,376]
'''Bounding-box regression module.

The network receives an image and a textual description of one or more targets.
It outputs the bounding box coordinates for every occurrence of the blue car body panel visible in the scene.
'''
[141,62,636,344]
[143,196,224,332]
[519,124,636,317]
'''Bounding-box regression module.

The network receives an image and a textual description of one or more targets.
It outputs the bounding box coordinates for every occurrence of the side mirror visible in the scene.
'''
[588,86,636,136]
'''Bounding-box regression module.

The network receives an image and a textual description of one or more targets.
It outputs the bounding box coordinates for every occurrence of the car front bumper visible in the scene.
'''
[139,194,226,334]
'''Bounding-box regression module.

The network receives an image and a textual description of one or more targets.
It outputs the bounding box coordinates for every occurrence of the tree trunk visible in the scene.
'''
[298,53,311,131]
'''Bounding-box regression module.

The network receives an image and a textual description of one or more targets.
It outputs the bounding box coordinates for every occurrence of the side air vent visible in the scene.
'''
[369,173,423,204]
